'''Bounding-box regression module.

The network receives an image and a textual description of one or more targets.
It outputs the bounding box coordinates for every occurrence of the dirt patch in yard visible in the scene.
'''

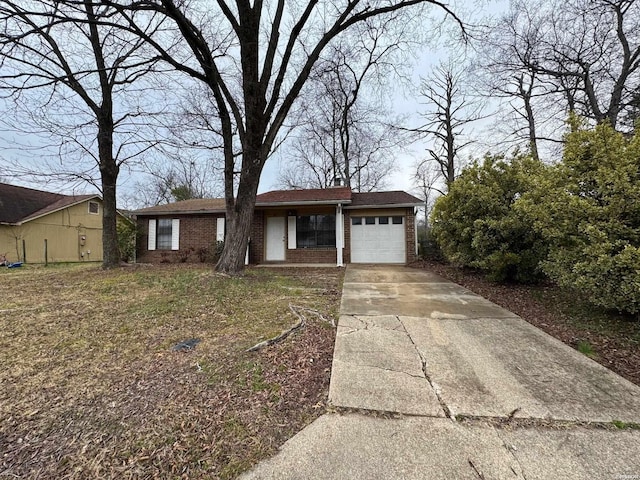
[0,264,342,479]
[412,260,640,387]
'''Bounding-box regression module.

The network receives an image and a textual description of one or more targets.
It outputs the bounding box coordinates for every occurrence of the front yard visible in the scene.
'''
[0,264,342,479]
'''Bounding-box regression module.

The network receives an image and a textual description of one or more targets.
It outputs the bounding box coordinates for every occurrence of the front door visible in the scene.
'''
[266,216,286,261]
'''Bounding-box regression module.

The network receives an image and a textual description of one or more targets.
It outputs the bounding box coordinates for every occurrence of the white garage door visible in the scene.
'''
[350,215,406,263]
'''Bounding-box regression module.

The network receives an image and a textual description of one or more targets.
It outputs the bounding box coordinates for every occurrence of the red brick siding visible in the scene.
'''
[249,210,264,264]
[286,247,337,263]
[136,214,223,263]
[343,210,351,264]
[405,207,417,263]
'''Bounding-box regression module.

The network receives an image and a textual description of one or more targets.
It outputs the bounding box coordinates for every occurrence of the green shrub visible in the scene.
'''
[116,218,137,263]
[431,153,548,283]
[522,118,640,315]
[418,228,444,261]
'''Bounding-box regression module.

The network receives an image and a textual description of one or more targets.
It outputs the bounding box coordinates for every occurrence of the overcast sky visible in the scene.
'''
[0,0,508,204]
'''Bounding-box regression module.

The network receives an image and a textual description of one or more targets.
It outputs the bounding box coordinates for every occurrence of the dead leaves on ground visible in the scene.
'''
[0,265,341,479]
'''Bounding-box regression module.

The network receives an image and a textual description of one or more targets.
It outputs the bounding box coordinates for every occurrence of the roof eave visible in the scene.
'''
[256,199,352,207]
[134,208,226,216]
[344,202,423,210]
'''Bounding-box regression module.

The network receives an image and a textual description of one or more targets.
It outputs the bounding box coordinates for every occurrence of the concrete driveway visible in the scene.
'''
[242,265,640,479]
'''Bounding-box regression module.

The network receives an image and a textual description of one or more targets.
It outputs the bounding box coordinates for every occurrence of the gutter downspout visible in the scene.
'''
[416,207,420,258]
[336,203,344,267]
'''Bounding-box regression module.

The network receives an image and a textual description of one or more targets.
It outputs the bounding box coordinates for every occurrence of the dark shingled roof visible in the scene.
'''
[130,188,422,216]
[0,182,98,224]
[350,191,423,207]
[256,187,352,204]
[0,182,63,223]
[133,198,227,215]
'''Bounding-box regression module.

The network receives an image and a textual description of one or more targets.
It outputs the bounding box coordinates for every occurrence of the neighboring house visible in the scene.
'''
[0,182,104,263]
[134,187,423,266]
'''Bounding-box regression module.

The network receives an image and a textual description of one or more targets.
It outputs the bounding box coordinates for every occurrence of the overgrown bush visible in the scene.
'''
[418,228,444,261]
[519,119,640,316]
[431,153,548,283]
[116,218,136,263]
[211,240,225,263]
[177,247,195,263]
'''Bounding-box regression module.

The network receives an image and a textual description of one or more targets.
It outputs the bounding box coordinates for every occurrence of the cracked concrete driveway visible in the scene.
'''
[241,265,640,480]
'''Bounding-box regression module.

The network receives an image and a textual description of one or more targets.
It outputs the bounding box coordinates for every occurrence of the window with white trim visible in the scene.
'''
[88,201,99,214]
[148,218,180,251]
[156,219,173,250]
[296,214,336,248]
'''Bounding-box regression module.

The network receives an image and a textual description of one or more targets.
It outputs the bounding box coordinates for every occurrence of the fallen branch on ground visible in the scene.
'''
[291,304,336,328]
[245,304,335,352]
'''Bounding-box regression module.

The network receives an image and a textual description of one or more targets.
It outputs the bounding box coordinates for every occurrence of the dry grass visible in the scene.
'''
[0,263,342,479]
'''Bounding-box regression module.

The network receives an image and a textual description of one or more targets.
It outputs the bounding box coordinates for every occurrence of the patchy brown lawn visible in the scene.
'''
[414,260,640,387]
[0,264,342,479]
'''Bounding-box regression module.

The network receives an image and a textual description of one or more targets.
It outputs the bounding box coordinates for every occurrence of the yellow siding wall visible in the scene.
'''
[0,200,104,263]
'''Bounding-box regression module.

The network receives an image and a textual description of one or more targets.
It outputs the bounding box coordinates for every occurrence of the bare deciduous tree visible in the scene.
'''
[474,4,558,159]
[413,159,441,216]
[278,19,410,192]
[521,0,640,129]
[409,61,484,191]
[280,20,406,192]
[0,0,162,267]
[130,152,224,207]
[108,0,464,273]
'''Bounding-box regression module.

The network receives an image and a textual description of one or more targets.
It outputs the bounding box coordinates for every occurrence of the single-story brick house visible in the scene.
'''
[133,187,423,266]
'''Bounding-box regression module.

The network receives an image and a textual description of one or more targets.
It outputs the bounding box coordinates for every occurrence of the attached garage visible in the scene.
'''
[346,191,423,265]
[350,215,406,263]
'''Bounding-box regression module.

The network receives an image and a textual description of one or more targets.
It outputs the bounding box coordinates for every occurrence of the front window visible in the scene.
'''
[297,214,336,248]
[156,218,173,250]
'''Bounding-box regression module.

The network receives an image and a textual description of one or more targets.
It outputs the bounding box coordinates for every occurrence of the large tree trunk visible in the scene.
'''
[214,5,264,275]
[215,164,261,274]
[98,122,120,268]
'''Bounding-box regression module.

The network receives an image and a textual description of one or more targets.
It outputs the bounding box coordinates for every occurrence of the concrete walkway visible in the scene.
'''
[241,265,640,479]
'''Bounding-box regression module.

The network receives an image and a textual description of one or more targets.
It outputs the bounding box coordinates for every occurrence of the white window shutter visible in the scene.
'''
[288,216,296,249]
[217,217,225,242]
[171,219,180,250]
[148,219,157,251]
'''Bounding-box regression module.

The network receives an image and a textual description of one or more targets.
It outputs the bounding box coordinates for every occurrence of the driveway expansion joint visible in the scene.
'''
[326,405,445,420]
